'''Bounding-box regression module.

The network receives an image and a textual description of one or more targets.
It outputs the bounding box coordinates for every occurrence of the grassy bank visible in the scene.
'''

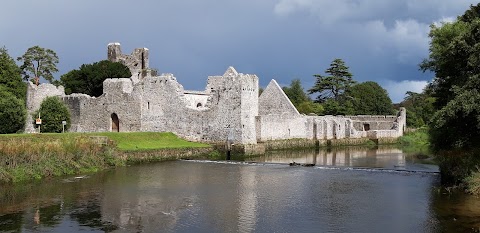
[399,128,480,195]
[0,132,212,183]
[397,127,431,156]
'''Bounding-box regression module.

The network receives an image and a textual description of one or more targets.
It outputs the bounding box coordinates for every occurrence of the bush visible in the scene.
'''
[436,149,480,186]
[34,96,71,133]
[0,88,26,134]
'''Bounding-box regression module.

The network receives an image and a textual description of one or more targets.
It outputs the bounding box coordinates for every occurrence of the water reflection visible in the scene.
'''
[0,147,478,232]
[248,146,438,173]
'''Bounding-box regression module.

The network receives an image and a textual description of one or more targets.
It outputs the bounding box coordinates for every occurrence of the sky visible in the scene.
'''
[1,0,477,103]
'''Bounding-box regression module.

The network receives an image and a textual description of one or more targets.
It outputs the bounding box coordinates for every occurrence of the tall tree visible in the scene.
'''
[0,47,26,100]
[61,60,131,97]
[309,58,355,103]
[350,81,394,115]
[420,3,480,109]
[283,79,324,115]
[282,79,309,107]
[420,3,480,151]
[17,46,59,85]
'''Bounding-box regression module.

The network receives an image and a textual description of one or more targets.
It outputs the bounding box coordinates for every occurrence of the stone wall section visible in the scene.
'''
[24,82,65,133]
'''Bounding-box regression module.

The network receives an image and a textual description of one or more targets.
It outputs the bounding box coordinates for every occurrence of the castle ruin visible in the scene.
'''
[25,43,406,148]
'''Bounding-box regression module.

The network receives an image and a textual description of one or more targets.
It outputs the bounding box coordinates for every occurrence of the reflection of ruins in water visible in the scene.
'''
[251,146,405,169]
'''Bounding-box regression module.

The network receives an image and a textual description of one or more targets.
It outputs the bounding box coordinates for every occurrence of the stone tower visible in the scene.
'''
[107,43,150,83]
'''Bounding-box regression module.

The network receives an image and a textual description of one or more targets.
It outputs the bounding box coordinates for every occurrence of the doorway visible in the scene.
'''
[111,113,119,132]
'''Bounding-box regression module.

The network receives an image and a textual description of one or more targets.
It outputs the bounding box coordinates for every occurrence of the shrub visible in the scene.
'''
[33,96,71,133]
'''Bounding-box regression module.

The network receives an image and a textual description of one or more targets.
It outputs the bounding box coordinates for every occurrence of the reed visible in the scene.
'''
[0,135,119,183]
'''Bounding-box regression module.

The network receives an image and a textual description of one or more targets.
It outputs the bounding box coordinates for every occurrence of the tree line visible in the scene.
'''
[281,58,395,116]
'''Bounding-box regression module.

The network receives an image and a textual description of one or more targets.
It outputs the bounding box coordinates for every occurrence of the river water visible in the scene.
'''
[1,146,480,233]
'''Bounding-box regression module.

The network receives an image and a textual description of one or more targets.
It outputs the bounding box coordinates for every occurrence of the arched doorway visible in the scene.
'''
[111,113,119,132]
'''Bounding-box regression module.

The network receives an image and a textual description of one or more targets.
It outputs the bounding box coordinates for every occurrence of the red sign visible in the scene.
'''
[36,118,42,125]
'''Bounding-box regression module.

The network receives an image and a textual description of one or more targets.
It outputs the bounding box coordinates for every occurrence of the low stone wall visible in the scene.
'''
[326,138,372,147]
[367,130,401,139]
[376,137,399,144]
[261,139,318,151]
[117,147,214,163]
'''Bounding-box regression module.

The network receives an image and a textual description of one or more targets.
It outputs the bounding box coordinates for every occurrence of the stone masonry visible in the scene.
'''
[25,43,406,145]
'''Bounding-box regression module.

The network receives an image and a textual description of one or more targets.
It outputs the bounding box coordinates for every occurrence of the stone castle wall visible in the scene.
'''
[24,43,405,146]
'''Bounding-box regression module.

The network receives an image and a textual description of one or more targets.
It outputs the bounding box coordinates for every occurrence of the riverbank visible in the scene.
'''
[0,132,212,183]
[397,128,480,195]
[1,131,421,183]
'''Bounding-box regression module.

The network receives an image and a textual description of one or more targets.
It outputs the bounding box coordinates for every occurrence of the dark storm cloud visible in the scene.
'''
[1,0,477,102]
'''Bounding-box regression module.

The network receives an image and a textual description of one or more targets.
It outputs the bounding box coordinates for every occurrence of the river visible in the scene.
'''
[1,146,479,232]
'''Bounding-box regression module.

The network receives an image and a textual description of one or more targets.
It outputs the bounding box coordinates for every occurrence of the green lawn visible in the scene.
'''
[0,132,211,151]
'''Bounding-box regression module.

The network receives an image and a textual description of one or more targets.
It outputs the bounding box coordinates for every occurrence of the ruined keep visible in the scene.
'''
[25,43,406,147]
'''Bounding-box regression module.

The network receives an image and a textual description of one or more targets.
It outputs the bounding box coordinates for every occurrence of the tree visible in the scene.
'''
[0,87,26,134]
[296,101,324,115]
[17,46,59,85]
[33,96,71,133]
[420,3,480,151]
[0,47,26,100]
[420,3,480,109]
[323,98,355,115]
[350,81,394,115]
[309,58,355,102]
[400,91,435,128]
[282,79,309,107]
[429,76,480,151]
[60,60,131,97]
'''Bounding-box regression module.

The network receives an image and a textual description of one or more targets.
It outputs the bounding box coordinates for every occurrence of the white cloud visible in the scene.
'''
[383,80,428,103]
[433,17,456,27]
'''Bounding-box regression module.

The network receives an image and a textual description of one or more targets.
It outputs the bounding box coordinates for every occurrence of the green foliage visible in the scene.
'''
[421,3,480,153]
[17,46,59,84]
[429,79,480,151]
[465,169,480,195]
[309,58,355,102]
[283,79,309,106]
[60,60,131,97]
[435,149,480,186]
[34,96,71,133]
[282,79,324,115]
[400,91,436,128]
[307,58,357,115]
[350,81,394,115]
[323,98,354,115]
[0,135,112,182]
[0,47,26,100]
[398,128,430,147]
[296,101,324,115]
[420,3,480,108]
[0,132,211,182]
[0,87,26,134]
